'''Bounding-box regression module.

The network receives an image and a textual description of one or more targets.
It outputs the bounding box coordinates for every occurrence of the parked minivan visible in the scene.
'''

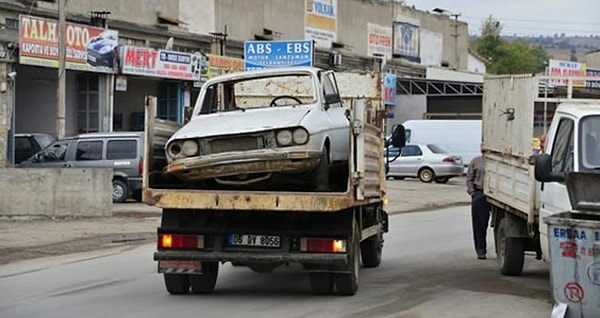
[19,131,144,203]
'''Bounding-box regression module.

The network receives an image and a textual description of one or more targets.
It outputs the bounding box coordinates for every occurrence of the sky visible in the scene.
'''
[405,0,600,37]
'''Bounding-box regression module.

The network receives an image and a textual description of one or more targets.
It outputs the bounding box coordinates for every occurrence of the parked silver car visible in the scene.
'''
[386,144,463,183]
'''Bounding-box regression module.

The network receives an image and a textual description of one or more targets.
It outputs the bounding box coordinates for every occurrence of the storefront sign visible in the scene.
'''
[244,40,313,70]
[367,23,392,60]
[19,15,119,73]
[206,54,244,78]
[586,68,600,89]
[115,75,127,91]
[120,45,208,81]
[304,0,337,48]
[548,59,586,87]
[393,18,421,63]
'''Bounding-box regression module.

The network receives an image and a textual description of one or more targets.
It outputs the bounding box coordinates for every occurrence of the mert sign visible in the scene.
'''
[244,40,313,70]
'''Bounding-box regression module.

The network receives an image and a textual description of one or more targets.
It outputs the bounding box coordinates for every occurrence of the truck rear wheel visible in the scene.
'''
[496,218,525,276]
[309,272,334,294]
[334,221,360,295]
[360,231,382,268]
[163,274,190,294]
[189,262,219,294]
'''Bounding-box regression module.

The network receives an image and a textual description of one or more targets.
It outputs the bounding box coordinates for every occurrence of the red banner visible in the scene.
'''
[19,15,118,73]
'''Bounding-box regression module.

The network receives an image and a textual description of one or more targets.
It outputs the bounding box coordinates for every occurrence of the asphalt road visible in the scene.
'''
[0,206,552,318]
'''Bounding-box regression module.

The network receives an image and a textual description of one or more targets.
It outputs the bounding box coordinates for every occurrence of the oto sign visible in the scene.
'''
[19,15,119,73]
[244,40,313,70]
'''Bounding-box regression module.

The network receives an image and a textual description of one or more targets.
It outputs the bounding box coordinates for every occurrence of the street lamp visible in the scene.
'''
[433,7,461,69]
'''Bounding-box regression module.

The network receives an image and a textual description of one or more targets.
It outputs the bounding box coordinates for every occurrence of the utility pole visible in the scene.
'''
[56,0,66,139]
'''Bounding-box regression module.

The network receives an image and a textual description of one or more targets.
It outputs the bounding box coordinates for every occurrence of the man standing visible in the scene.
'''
[466,145,490,260]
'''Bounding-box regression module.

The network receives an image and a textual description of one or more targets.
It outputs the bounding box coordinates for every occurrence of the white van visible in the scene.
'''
[401,119,482,168]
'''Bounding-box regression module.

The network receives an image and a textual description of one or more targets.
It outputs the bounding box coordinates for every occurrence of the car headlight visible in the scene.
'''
[276,130,293,146]
[292,128,309,145]
[168,142,182,157]
[182,140,199,156]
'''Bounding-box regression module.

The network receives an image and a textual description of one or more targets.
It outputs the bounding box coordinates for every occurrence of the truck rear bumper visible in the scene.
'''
[154,250,348,266]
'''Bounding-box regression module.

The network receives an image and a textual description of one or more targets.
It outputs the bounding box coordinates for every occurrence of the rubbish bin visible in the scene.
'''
[544,173,600,318]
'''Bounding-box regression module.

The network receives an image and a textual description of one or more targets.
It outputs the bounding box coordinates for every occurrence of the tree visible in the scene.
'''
[472,16,551,74]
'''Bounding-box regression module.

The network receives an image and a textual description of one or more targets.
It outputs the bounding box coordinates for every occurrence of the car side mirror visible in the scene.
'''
[534,153,564,183]
[390,124,406,148]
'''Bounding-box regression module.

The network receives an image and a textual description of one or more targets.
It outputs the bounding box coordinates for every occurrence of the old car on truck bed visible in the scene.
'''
[163,67,350,191]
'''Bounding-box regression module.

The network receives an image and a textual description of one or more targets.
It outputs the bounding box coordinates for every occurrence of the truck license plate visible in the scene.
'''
[228,234,280,248]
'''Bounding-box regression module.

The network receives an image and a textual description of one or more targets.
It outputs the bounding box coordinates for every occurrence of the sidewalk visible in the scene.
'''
[0,177,470,265]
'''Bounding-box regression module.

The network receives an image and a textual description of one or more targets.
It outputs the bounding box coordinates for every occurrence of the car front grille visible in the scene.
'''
[208,136,264,154]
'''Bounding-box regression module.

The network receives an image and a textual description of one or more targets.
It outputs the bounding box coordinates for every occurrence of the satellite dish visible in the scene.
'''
[165,37,174,50]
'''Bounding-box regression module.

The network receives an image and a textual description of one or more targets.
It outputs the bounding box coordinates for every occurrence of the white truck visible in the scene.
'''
[142,66,404,295]
[483,74,600,275]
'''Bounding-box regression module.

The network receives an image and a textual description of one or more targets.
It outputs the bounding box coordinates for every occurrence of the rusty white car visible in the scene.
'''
[163,67,350,191]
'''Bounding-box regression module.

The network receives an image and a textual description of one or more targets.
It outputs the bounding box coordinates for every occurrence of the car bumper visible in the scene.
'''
[164,150,322,182]
[433,165,464,177]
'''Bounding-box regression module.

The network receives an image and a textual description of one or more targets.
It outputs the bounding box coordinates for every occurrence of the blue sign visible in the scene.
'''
[244,40,313,70]
[384,73,397,106]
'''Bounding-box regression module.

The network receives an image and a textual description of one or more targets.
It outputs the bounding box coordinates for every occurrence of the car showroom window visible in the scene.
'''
[76,141,103,161]
[107,140,137,160]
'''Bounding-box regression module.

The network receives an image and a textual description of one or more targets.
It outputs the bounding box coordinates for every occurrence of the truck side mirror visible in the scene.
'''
[534,153,565,183]
[390,124,406,148]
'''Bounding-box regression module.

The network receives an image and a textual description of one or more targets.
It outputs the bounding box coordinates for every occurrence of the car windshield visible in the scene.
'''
[197,74,317,114]
[35,140,70,161]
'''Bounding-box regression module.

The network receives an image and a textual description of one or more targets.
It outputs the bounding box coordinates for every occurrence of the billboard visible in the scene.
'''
[19,15,119,73]
[367,23,392,60]
[586,68,600,89]
[206,54,244,79]
[304,0,337,48]
[548,59,586,87]
[120,46,208,81]
[244,40,313,70]
[393,18,421,63]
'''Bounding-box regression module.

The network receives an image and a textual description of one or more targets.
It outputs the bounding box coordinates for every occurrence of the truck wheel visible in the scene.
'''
[189,262,219,294]
[418,167,434,183]
[309,272,334,294]
[112,179,128,203]
[163,274,190,294]
[360,231,382,268]
[313,148,330,191]
[496,218,525,276]
[334,221,360,295]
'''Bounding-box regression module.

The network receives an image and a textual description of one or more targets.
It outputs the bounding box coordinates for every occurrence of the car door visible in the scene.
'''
[321,71,350,162]
[21,139,72,168]
[69,138,105,169]
[105,137,139,178]
[390,145,423,176]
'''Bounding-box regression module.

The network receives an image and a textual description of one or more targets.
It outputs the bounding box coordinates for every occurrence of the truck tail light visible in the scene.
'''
[158,234,204,249]
[300,238,346,253]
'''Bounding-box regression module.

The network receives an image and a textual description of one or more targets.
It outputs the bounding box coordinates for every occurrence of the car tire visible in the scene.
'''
[334,219,360,295]
[418,167,435,183]
[112,179,129,203]
[189,262,219,294]
[313,148,330,192]
[163,273,190,294]
[434,177,449,184]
